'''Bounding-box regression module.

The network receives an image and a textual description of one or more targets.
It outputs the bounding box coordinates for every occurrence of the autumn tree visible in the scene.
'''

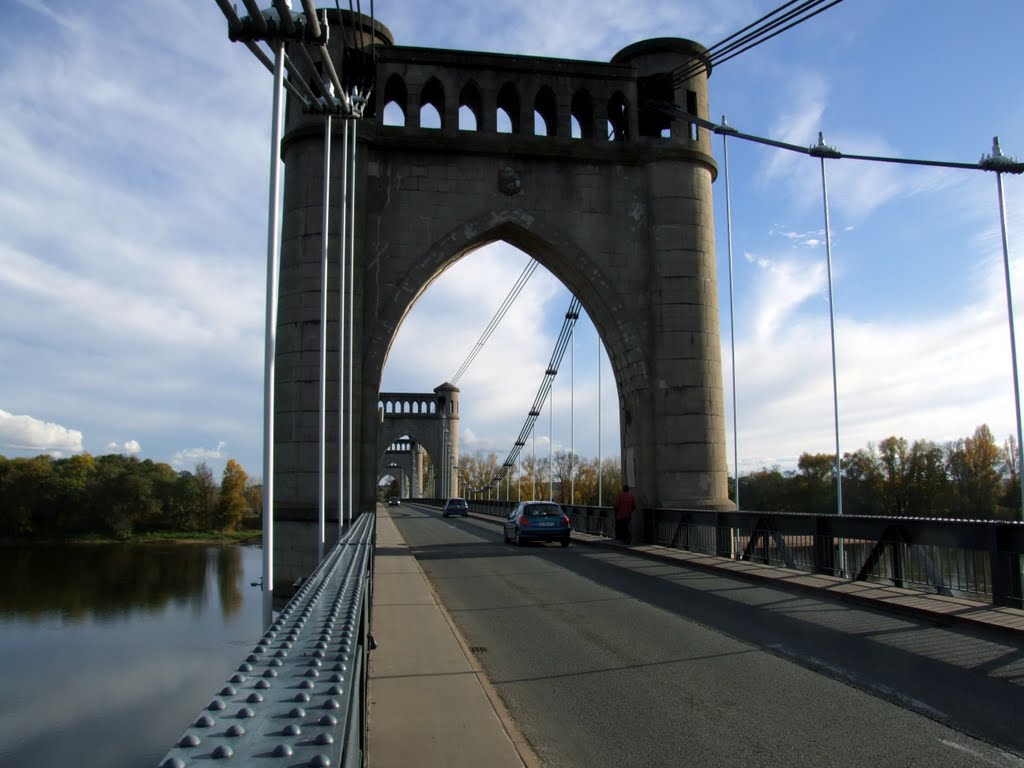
[217,459,249,531]
[458,451,501,495]
[569,457,598,505]
[550,450,578,503]
[596,456,622,506]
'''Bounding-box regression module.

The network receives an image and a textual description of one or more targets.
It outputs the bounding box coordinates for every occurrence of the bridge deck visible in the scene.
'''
[367,505,1023,768]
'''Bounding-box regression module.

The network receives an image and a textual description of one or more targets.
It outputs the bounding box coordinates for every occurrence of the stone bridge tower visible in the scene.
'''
[377,384,460,499]
[272,10,730,587]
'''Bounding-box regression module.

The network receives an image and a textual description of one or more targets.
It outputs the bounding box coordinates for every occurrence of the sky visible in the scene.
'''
[2,0,1024,483]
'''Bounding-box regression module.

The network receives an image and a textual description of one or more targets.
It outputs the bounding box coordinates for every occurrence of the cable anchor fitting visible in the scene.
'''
[808,131,842,159]
[714,115,739,135]
[980,136,1024,174]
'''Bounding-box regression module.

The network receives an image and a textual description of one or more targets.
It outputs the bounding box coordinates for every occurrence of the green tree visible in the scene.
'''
[946,425,1001,518]
[906,439,949,516]
[194,462,218,529]
[244,479,263,522]
[999,435,1021,518]
[841,447,883,515]
[217,459,249,531]
[877,436,911,516]
[795,453,837,513]
[0,456,55,536]
[167,470,203,530]
[88,454,157,537]
[52,453,97,534]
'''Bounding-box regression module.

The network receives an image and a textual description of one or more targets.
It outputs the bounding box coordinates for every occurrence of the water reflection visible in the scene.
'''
[0,543,247,621]
[0,542,263,768]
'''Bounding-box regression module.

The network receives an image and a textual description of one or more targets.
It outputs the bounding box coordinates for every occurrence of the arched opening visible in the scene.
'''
[534,85,557,137]
[571,90,592,140]
[637,73,672,138]
[379,233,625,507]
[607,91,629,141]
[459,80,482,132]
[496,82,520,135]
[382,73,407,127]
[420,77,444,130]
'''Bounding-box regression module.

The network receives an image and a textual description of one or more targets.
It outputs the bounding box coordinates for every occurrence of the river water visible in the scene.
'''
[0,542,265,768]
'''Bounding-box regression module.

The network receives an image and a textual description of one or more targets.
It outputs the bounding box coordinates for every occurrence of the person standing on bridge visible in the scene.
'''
[613,484,637,544]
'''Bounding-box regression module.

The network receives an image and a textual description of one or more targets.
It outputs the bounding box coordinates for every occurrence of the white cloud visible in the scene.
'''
[106,440,141,455]
[743,249,827,341]
[727,239,1024,472]
[0,409,83,455]
[172,441,228,468]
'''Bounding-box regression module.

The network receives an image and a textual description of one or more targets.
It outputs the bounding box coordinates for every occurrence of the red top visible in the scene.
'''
[613,490,637,520]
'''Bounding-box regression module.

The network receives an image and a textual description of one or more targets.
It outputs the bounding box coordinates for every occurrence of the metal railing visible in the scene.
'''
[421,497,1024,607]
[160,511,376,768]
[648,508,1024,607]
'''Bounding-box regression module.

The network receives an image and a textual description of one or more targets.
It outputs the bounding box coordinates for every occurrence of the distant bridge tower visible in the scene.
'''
[377,383,460,499]
[380,437,420,497]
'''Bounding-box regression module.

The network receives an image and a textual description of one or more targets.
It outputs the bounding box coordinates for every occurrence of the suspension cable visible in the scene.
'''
[486,297,582,492]
[644,103,1023,173]
[452,260,539,385]
[667,0,847,86]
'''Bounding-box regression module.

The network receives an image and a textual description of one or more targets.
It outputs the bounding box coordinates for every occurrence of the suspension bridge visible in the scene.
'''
[159,2,1024,766]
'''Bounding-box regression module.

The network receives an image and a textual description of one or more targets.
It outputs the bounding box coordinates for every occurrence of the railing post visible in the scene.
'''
[716,511,731,558]
[891,539,906,589]
[991,524,1024,608]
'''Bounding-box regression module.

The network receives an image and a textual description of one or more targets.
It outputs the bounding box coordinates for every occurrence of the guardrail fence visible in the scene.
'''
[160,510,376,768]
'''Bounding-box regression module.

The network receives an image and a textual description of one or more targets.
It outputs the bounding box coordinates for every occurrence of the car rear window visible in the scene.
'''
[524,504,562,516]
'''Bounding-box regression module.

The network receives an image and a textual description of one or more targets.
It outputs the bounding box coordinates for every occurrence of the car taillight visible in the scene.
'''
[518,516,530,526]
[561,515,570,526]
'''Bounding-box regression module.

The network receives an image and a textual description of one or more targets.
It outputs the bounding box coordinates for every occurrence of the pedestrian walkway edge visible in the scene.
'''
[367,506,540,768]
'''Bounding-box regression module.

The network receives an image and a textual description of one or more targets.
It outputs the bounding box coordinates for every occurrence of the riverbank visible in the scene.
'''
[0,529,263,546]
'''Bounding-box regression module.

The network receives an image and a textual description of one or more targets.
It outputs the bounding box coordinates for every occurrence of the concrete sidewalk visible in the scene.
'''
[366,507,533,768]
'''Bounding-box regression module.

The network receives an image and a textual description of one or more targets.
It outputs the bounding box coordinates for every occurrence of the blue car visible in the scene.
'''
[503,501,570,547]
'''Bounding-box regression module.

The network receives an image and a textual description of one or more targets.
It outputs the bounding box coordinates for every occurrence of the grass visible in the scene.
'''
[53,529,264,545]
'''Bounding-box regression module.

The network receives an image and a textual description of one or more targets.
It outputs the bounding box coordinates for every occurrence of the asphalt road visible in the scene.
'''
[389,503,1024,768]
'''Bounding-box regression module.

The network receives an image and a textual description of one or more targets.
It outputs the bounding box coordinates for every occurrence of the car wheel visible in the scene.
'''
[561,538,570,548]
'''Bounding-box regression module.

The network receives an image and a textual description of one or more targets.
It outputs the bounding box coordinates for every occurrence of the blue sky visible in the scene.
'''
[2,0,1023,482]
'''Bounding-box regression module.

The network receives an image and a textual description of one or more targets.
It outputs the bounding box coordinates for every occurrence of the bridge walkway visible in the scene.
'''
[366,505,1024,767]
